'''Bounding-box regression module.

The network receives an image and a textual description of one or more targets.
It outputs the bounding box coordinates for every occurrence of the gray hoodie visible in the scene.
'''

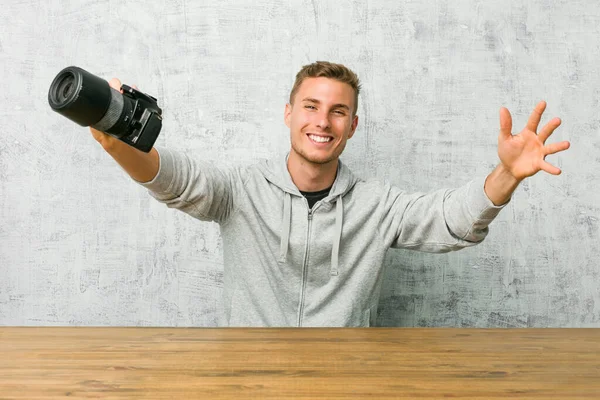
[138,146,508,327]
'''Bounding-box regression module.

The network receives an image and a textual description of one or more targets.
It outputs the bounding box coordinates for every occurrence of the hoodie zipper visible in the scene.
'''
[297,207,312,327]
[297,199,324,327]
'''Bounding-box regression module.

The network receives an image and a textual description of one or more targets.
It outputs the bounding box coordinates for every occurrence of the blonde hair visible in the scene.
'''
[289,61,361,116]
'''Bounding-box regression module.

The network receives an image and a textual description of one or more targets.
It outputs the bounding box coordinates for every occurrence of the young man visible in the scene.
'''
[91,61,570,327]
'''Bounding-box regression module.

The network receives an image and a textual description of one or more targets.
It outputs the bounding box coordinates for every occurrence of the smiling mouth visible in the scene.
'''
[307,133,333,144]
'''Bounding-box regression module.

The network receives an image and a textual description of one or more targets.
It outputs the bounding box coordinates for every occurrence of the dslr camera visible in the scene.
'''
[48,66,162,152]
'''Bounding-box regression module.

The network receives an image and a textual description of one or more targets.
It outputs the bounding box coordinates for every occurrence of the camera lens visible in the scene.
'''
[48,66,132,137]
[59,78,73,99]
[53,72,76,103]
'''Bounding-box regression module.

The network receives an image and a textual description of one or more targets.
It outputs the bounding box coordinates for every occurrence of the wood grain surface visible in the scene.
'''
[0,327,599,399]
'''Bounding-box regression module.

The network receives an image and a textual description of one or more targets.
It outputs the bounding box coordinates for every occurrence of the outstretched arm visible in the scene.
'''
[484,101,571,206]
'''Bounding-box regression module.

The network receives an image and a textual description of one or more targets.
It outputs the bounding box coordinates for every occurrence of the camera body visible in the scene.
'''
[104,84,163,152]
[48,66,163,153]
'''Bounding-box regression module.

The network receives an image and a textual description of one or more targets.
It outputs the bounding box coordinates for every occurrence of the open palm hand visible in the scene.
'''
[498,101,570,181]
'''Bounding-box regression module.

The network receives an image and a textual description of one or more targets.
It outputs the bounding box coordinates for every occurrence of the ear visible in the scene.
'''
[284,103,292,128]
[348,115,359,139]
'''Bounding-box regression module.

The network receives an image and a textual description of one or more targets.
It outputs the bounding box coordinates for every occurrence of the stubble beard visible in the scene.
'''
[291,138,341,166]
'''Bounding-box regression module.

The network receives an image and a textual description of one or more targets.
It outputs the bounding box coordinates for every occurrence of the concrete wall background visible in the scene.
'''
[1,0,598,327]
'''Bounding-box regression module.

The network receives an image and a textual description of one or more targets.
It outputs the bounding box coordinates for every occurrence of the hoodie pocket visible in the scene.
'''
[229,282,265,327]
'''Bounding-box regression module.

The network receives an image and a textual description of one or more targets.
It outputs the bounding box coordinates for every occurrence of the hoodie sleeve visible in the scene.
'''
[134,146,235,223]
[380,175,508,252]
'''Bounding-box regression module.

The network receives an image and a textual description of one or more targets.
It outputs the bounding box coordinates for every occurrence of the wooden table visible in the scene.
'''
[0,328,599,399]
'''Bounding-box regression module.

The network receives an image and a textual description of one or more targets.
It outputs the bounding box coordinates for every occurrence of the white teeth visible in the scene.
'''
[309,134,332,143]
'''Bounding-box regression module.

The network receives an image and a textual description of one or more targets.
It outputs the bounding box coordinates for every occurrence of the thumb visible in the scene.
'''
[499,107,512,141]
[108,78,123,92]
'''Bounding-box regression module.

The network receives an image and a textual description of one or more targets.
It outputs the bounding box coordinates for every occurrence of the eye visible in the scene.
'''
[333,110,346,115]
[304,105,316,110]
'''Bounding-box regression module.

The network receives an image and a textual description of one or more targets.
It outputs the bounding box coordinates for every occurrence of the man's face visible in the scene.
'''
[285,77,358,165]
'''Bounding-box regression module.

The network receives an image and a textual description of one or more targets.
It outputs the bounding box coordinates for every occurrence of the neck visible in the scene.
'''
[287,150,338,192]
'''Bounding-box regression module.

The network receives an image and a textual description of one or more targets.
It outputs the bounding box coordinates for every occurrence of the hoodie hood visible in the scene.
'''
[257,152,359,276]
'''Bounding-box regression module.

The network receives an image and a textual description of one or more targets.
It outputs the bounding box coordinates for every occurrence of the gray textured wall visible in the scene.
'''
[1,0,598,327]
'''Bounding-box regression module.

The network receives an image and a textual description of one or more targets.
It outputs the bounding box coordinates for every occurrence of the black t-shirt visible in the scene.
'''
[300,186,332,209]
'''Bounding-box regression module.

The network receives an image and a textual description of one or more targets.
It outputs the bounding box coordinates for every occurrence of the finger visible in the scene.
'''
[499,107,512,141]
[540,160,562,175]
[544,140,570,155]
[526,100,547,133]
[89,126,108,140]
[108,78,123,92]
[538,117,561,143]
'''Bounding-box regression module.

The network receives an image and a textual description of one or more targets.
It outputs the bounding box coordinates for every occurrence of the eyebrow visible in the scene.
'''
[301,97,350,111]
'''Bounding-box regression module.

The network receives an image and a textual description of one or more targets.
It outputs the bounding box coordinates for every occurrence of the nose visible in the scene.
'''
[315,110,331,130]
